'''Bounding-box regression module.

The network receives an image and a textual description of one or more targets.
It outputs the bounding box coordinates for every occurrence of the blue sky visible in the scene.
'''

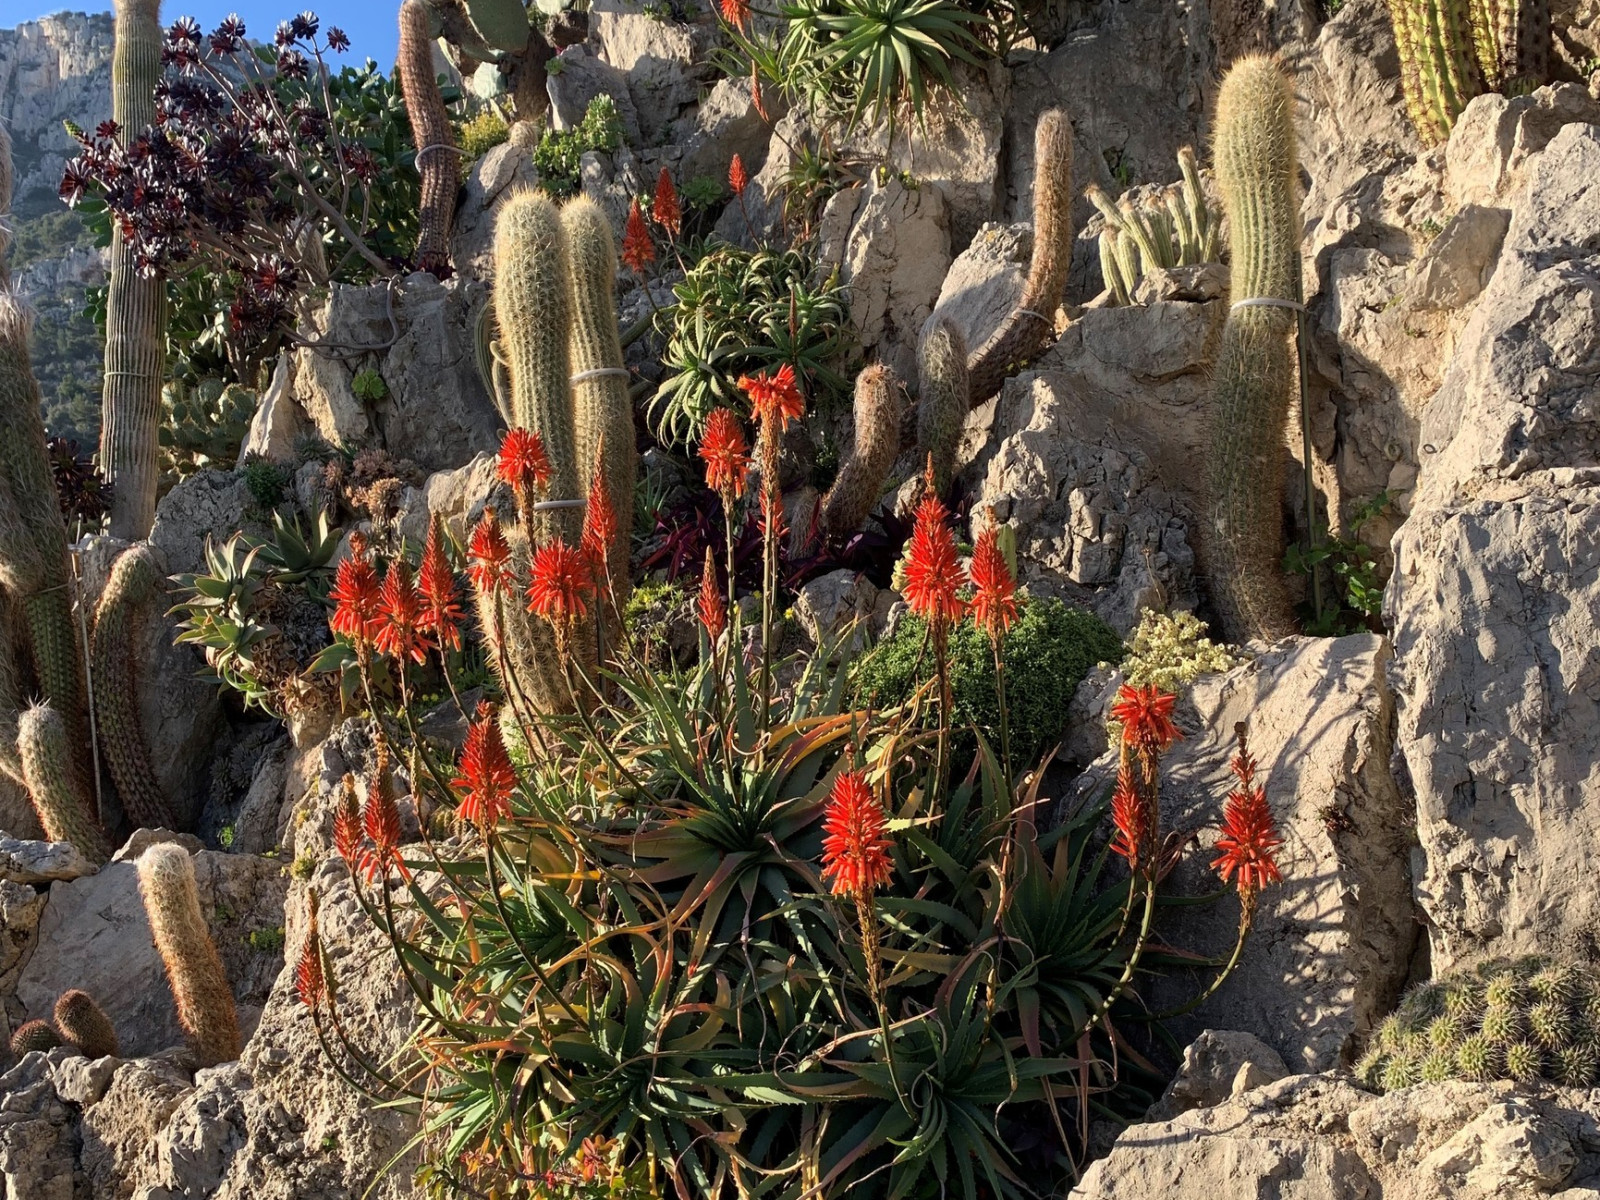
[21,4,399,70]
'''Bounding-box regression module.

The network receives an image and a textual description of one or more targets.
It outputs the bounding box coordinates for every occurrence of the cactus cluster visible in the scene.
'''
[1390,0,1551,145]
[100,0,169,540]
[399,0,458,277]
[487,190,637,709]
[1090,146,1222,306]
[1203,54,1302,644]
[1358,957,1600,1090]
[7,990,119,1060]
[965,110,1075,408]
[136,843,241,1066]
[820,365,904,541]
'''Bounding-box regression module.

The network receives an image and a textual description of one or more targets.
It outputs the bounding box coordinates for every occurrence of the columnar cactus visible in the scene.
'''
[1359,957,1600,1090]
[18,703,109,864]
[54,989,119,1059]
[1091,146,1222,305]
[10,1019,61,1057]
[0,594,23,789]
[399,0,457,277]
[136,843,241,1066]
[820,365,903,540]
[1204,55,1301,644]
[0,122,12,284]
[1472,0,1551,94]
[91,545,176,830]
[915,318,969,499]
[561,196,635,603]
[1390,0,1483,145]
[966,109,1074,407]
[101,0,169,539]
[493,191,578,545]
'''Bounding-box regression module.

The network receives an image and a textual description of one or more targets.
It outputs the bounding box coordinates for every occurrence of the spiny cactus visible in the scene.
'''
[399,0,457,277]
[1203,54,1301,644]
[1358,957,1600,1091]
[10,1019,61,1057]
[0,592,23,789]
[101,0,169,539]
[966,109,1073,407]
[0,122,12,284]
[18,703,109,864]
[54,989,119,1059]
[91,545,176,830]
[915,317,970,498]
[136,843,241,1066]
[1090,146,1222,306]
[821,364,903,540]
[1389,0,1550,145]
[493,191,578,546]
[561,196,635,604]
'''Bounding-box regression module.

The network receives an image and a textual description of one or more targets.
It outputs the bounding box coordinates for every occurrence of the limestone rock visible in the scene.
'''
[451,138,543,281]
[0,1049,87,1200]
[289,275,502,474]
[587,0,717,144]
[794,570,889,656]
[960,373,1199,636]
[0,879,45,1011]
[15,850,288,1059]
[1388,122,1600,968]
[545,45,640,145]
[930,222,1031,359]
[1067,635,1414,1071]
[0,838,96,885]
[1146,1029,1291,1121]
[1446,86,1600,209]
[817,176,952,384]
[149,470,264,577]
[79,1055,194,1199]
[670,77,772,189]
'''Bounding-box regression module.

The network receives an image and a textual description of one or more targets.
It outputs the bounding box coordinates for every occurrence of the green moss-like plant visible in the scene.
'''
[854,597,1123,763]
[458,111,510,160]
[54,989,119,1059]
[1358,957,1600,1091]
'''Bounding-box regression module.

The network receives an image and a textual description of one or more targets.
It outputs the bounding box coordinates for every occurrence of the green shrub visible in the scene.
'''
[457,110,510,160]
[855,597,1124,762]
[1121,610,1240,694]
[532,96,624,198]
[241,455,291,510]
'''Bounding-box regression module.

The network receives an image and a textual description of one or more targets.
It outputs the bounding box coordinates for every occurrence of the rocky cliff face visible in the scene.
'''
[0,11,114,219]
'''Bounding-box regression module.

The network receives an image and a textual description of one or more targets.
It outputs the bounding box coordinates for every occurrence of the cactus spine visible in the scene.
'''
[967,109,1074,407]
[1204,55,1301,644]
[399,0,458,277]
[54,990,119,1059]
[136,843,241,1066]
[18,704,109,864]
[1471,0,1551,94]
[1359,958,1600,1091]
[0,593,24,790]
[915,318,970,497]
[10,1019,61,1057]
[91,545,176,829]
[101,0,169,539]
[561,196,635,606]
[820,365,903,540]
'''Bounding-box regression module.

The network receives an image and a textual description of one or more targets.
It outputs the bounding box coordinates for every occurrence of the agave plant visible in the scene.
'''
[299,397,1283,1198]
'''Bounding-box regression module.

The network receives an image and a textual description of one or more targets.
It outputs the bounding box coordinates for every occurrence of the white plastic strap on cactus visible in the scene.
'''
[530,498,587,512]
[569,367,631,385]
[415,143,469,164]
[1230,297,1306,313]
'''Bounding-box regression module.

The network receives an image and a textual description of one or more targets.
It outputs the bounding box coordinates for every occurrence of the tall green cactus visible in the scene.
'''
[820,365,903,540]
[101,0,169,539]
[0,122,12,285]
[91,545,176,830]
[915,317,969,497]
[493,191,578,545]
[1471,0,1551,94]
[1204,54,1301,644]
[399,0,458,277]
[1389,0,1550,145]
[55,989,120,1059]
[561,196,635,605]
[18,703,109,864]
[136,843,241,1066]
[967,109,1073,407]
[0,592,24,791]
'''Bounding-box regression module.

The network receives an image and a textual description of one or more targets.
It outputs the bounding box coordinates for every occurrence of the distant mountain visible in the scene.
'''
[1,10,115,444]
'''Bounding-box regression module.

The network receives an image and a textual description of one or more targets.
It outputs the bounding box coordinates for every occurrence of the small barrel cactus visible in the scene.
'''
[9,1018,62,1057]
[54,989,119,1059]
[1358,957,1600,1091]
